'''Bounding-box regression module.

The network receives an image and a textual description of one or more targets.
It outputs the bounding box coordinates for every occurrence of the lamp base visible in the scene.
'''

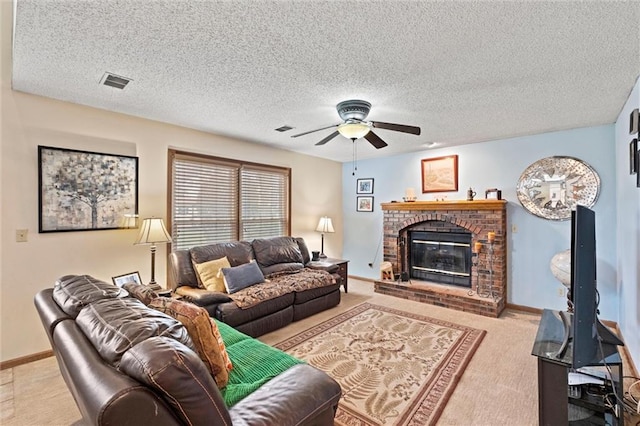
[319,253,327,259]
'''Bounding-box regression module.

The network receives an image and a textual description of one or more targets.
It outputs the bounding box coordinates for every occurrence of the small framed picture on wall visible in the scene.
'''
[630,108,639,134]
[630,139,638,175]
[356,178,374,194]
[357,196,374,212]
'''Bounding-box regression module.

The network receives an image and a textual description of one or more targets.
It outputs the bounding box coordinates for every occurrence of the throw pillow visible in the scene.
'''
[149,297,229,388]
[221,261,265,294]
[194,256,231,292]
[209,318,233,371]
[122,282,158,305]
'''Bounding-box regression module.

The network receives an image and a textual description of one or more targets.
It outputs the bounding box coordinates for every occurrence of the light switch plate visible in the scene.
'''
[16,229,28,242]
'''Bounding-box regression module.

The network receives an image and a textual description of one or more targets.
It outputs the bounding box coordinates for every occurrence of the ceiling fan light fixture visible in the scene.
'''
[337,122,370,140]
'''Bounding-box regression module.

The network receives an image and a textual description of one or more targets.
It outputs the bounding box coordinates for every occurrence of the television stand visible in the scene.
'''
[532,309,624,426]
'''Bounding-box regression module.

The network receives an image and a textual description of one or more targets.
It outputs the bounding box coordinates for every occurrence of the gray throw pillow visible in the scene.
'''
[221,262,265,294]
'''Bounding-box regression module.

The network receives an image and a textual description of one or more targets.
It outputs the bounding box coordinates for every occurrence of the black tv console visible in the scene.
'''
[532,309,624,425]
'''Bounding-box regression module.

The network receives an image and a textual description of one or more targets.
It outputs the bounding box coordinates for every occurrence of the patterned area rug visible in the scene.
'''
[275,303,486,426]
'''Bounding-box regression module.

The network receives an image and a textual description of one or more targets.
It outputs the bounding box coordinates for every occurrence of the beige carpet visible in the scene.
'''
[275,302,485,425]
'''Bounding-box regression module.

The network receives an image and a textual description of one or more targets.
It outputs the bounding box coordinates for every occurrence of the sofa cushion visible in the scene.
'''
[195,256,231,292]
[53,274,127,318]
[252,237,304,268]
[215,294,295,326]
[225,269,335,310]
[122,282,158,305]
[76,297,194,368]
[293,282,342,304]
[149,297,229,388]
[260,262,304,276]
[295,237,311,265]
[191,241,254,267]
[221,262,265,294]
[120,336,232,426]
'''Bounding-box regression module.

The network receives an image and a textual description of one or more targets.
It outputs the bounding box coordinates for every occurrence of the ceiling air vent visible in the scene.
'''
[275,125,293,132]
[100,72,132,90]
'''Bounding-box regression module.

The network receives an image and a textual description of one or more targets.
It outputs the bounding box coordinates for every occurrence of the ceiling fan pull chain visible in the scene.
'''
[352,140,358,176]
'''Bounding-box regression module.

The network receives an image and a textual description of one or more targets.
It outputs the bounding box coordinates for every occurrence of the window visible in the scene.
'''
[168,150,290,251]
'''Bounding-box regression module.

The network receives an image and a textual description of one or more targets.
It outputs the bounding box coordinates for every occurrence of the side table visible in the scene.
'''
[323,258,349,293]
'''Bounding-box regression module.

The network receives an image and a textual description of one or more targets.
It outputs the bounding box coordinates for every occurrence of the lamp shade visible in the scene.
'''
[134,217,172,245]
[337,122,370,140]
[315,216,335,233]
[120,214,138,229]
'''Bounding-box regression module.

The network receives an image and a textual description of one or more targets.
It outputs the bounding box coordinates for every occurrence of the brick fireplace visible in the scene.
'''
[374,200,507,317]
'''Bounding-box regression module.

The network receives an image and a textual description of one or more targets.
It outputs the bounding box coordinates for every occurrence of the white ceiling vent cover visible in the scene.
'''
[100,72,132,89]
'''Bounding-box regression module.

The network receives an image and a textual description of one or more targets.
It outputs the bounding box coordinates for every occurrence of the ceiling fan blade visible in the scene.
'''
[315,131,340,146]
[364,131,388,149]
[291,124,339,138]
[371,121,421,135]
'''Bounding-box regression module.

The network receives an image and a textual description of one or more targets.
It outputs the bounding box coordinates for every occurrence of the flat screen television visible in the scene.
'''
[559,205,623,368]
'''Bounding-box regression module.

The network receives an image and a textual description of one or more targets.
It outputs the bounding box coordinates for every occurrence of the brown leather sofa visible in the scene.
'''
[169,236,342,337]
[34,275,342,426]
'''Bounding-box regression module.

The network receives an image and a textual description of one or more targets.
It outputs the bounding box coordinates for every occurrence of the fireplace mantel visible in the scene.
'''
[381,199,507,211]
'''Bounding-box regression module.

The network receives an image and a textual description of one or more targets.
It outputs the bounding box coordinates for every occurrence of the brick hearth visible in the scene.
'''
[375,200,507,317]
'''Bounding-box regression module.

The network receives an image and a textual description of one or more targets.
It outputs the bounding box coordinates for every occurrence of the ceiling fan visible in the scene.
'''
[291,99,421,149]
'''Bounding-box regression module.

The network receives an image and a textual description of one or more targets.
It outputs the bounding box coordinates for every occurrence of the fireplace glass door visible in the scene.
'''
[409,231,472,287]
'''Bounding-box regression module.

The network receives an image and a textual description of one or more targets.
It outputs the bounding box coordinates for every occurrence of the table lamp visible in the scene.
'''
[315,216,334,258]
[134,217,172,289]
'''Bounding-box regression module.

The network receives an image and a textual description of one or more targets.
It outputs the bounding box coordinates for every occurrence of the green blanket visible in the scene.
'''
[215,320,303,407]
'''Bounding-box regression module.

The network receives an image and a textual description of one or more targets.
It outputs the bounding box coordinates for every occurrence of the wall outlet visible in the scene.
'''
[557,287,565,297]
[511,224,518,233]
[16,229,28,242]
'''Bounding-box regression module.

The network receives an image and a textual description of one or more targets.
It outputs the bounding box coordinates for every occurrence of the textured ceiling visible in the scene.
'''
[11,0,640,163]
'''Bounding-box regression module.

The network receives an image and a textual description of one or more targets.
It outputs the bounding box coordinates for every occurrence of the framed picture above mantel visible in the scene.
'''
[421,155,458,193]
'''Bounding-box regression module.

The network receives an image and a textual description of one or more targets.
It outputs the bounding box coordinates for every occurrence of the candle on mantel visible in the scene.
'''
[487,231,496,243]
[474,242,482,253]
[405,188,416,200]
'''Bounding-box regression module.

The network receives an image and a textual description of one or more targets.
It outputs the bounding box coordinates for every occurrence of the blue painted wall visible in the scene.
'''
[342,125,618,320]
[615,76,639,365]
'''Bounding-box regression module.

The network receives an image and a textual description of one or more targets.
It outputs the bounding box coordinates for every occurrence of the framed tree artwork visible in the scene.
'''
[38,146,139,232]
[421,155,458,193]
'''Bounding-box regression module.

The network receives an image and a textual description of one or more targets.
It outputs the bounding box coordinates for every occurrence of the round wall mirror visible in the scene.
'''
[516,156,600,221]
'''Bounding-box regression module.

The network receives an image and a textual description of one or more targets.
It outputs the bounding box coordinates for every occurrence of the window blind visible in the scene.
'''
[240,166,289,240]
[169,150,290,251]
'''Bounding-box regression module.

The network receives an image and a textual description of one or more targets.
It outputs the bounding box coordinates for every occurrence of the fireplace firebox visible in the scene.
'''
[409,231,472,287]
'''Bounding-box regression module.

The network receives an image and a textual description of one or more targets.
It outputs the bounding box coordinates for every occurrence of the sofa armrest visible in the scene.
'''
[229,364,341,426]
[175,287,232,305]
[306,261,339,274]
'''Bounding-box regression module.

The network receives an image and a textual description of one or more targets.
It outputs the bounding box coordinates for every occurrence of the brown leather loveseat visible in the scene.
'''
[34,275,342,425]
[170,236,342,337]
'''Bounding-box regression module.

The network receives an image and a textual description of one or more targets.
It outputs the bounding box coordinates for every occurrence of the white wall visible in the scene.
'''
[615,76,640,366]
[342,125,619,320]
[0,2,343,361]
